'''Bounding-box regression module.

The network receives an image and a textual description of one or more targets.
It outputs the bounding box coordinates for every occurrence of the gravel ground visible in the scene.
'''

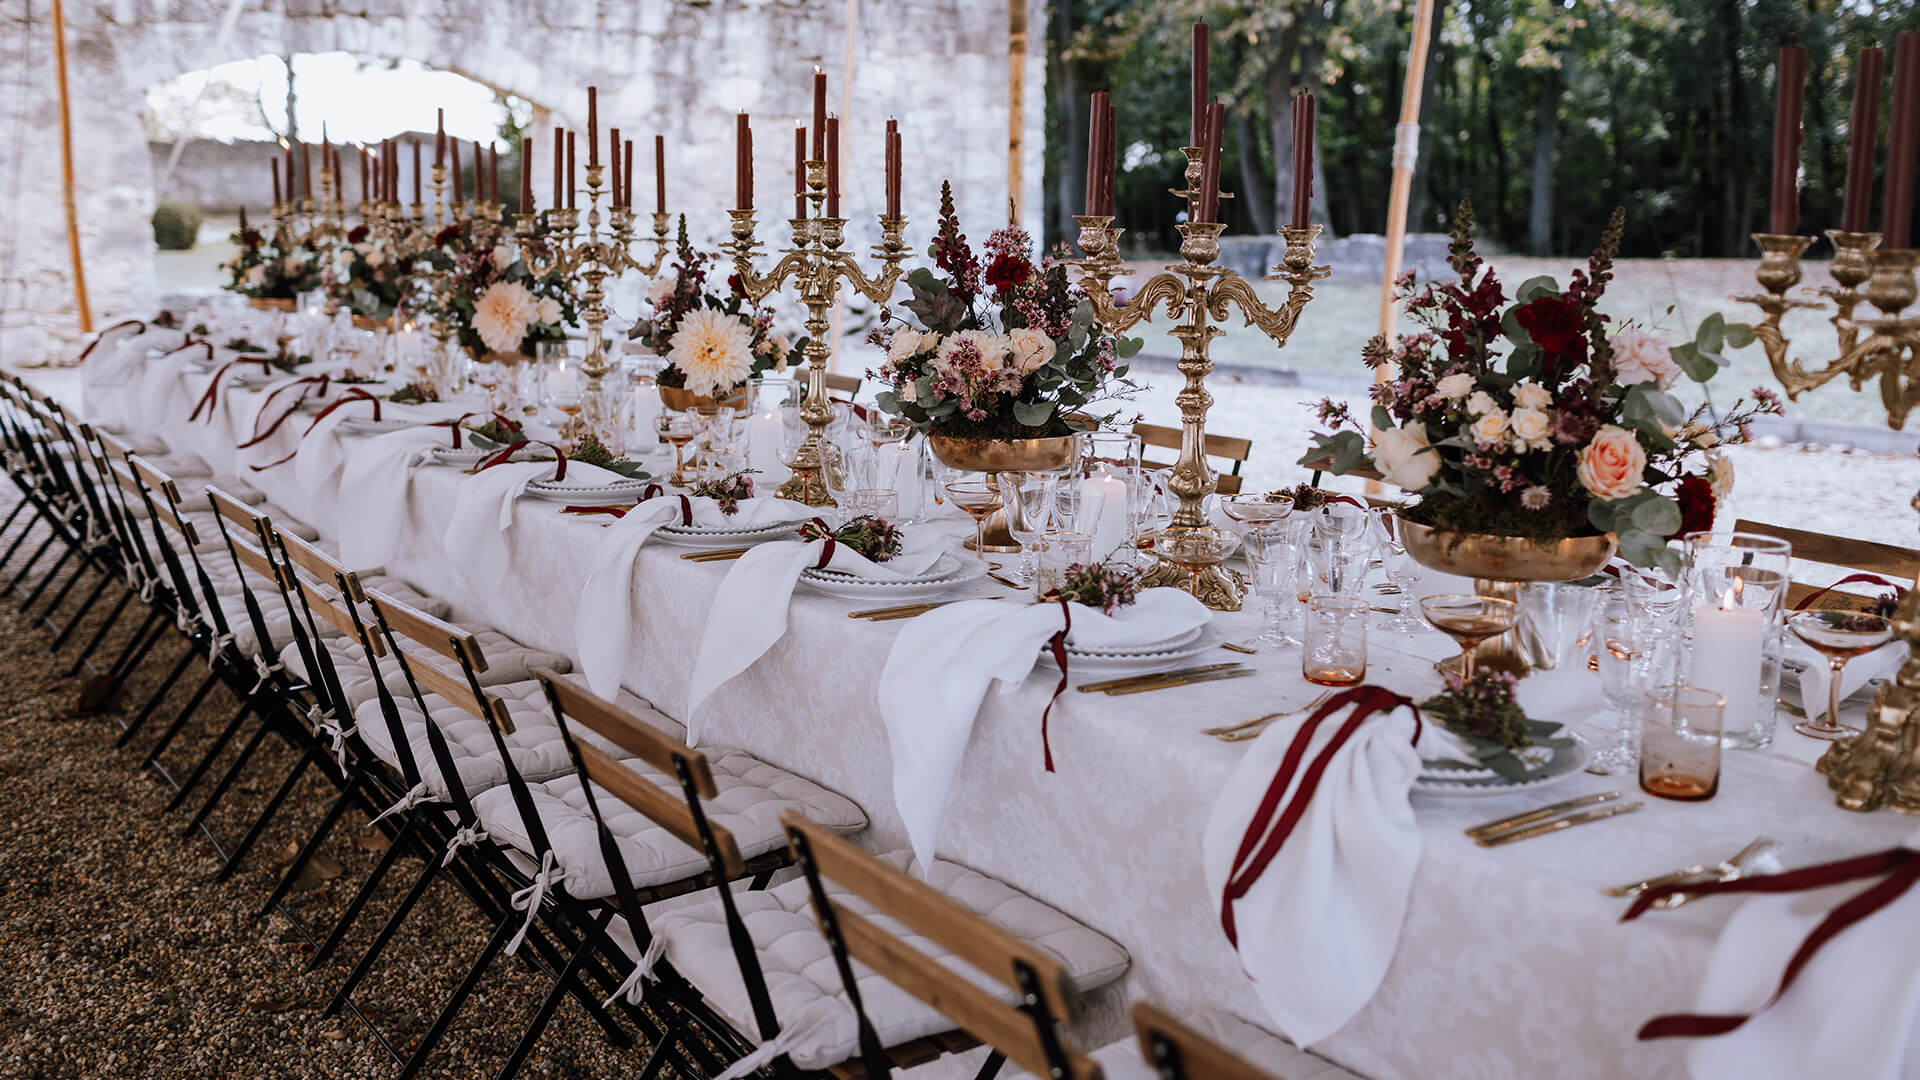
[0,513,664,1079]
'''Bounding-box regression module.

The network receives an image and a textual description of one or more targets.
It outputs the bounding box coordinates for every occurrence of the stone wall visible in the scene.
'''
[2,0,1047,365]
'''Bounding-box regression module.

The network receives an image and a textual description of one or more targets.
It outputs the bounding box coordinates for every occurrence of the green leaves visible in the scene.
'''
[1114,334,1144,359]
[1013,399,1056,427]
[1590,490,1684,575]
[1516,275,1562,302]
[1298,430,1371,475]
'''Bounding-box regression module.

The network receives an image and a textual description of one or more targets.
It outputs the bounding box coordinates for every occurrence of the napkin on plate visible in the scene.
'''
[575,495,812,698]
[682,526,951,742]
[1201,690,1430,1048]
[1647,831,1920,1080]
[877,588,1211,867]
[1789,639,1904,722]
[442,458,631,585]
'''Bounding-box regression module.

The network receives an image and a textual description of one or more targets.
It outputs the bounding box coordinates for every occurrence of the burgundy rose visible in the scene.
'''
[433,224,462,248]
[1667,475,1715,540]
[347,225,370,244]
[727,272,745,296]
[984,252,1031,294]
[1515,296,1585,356]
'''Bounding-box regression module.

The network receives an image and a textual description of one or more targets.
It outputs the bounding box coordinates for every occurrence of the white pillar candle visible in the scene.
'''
[628,386,661,452]
[1688,600,1765,733]
[745,408,786,481]
[874,440,922,517]
[1079,471,1130,560]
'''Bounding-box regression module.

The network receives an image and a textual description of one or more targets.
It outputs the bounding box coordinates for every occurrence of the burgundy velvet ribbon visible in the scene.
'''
[236,374,330,449]
[477,439,569,481]
[637,488,691,524]
[1629,847,1920,1040]
[247,389,383,470]
[1219,685,1420,948]
[808,517,837,568]
[77,319,145,363]
[1793,572,1901,612]
[187,352,272,423]
[428,412,479,449]
[1040,599,1073,773]
[561,504,629,519]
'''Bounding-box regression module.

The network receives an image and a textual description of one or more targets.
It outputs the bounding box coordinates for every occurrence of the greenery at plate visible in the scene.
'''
[1043,561,1140,615]
[690,469,758,516]
[567,434,649,481]
[465,414,525,450]
[1421,669,1577,782]
[799,515,902,563]
[386,382,440,405]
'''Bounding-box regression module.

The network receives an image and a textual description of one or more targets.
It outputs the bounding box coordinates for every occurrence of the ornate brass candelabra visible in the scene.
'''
[1072,147,1329,609]
[514,162,671,440]
[1739,231,1920,813]
[724,160,910,506]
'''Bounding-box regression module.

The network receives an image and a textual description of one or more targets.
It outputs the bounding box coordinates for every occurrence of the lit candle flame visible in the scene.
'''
[1722,578,1745,608]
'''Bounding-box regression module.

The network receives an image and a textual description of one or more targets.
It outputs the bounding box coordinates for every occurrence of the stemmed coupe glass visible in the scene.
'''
[945,481,1003,563]
[1788,610,1895,740]
[1147,526,1242,598]
[1419,594,1518,681]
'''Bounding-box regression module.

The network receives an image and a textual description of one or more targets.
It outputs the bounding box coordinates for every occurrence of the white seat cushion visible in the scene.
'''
[1007,1011,1366,1080]
[352,675,657,799]
[653,852,1130,1071]
[173,473,265,506]
[135,452,211,480]
[470,750,867,899]
[281,622,565,713]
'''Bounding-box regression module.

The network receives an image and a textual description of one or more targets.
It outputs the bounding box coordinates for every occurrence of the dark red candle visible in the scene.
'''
[650,134,661,214]
[826,115,840,217]
[609,128,622,206]
[1770,46,1807,235]
[300,141,312,199]
[1291,93,1317,229]
[488,144,498,204]
[358,148,368,201]
[587,86,599,166]
[1886,33,1920,249]
[471,139,483,202]
[1199,102,1225,223]
[1842,49,1885,233]
[812,68,828,160]
[736,114,752,210]
[521,136,534,212]
[553,126,564,209]
[1192,23,1209,148]
[795,122,808,219]
[885,117,900,219]
[566,131,577,210]
[1103,101,1118,216]
[435,107,445,166]
[1086,91,1109,215]
[451,138,463,203]
[411,138,421,204]
[271,159,282,206]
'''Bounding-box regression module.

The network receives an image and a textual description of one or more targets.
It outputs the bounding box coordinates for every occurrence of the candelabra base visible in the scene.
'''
[1139,557,1247,612]
[777,464,837,508]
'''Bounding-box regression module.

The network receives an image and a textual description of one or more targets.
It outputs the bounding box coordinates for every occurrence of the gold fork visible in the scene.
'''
[1202,689,1336,738]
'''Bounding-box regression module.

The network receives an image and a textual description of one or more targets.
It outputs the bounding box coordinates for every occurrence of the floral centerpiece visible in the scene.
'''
[868,183,1141,445]
[1303,201,1781,574]
[221,210,324,304]
[421,219,575,364]
[631,218,802,407]
[342,224,412,323]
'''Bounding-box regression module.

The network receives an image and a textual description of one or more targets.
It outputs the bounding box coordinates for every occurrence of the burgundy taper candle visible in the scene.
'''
[471,139,483,202]
[1192,23,1209,148]
[553,126,564,209]
[886,117,900,219]
[521,136,534,212]
[566,131,577,210]
[826,114,840,217]
[609,128,622,206]
[795,121,808,219]
[1199,102,1225,223]
[300,141,312,199]
[651,134,662,214]
[271,159,282,206]
[1292,93,1317,229]
[1103,101,1118,216]
[625,138,636,211]
[1842,49,1886,233]
[587,86,599,166]
[435,108,445,166]
[1886,33,1920,249]
[812,68,828,160]
[1086,91,1109,215]
[488,144,498,204]
[358,148,368,201]
[451,138,463,203]
[736,114,750,209]
[1770,46,1807,235]
[411,138,421,204]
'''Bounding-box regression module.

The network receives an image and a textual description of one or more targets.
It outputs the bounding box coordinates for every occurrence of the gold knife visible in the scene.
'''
[849,602,941,619]
[1076,663,1244,694]
[1476,801,1643,847]
[1465,791,1620,839]
[1105,667,1257,696]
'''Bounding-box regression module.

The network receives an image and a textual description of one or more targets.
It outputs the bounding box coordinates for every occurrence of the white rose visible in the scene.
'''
[535,297,562,325]
[887,328,932,366]
[1437,373,1476,400]
[1611,327,1683,388]
[1370,422,1440,491]
[1470,408,1510,445]
[1512,379,1552,411]
[1510,407,1552,450]
[647,276,675,308]
[490,245,515,272]
[1007,328,1057,374]
[245,265,266,287]
[1466,390,1499,417]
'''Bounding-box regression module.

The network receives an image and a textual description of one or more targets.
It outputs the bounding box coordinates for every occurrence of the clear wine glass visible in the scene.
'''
[1006,473,1056,586]
[1240,521,1302,648]
[1788,610,1895,740]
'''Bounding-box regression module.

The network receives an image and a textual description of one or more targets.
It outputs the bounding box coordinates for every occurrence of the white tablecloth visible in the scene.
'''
[84,344,1920,1079]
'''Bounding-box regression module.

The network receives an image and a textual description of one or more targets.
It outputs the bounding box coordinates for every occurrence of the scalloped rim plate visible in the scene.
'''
[1048,626,1221,673]
[337,417,416,435]
[1411,735,1587,797]
[427,445,493,466]
[523,479,652,503]
[800,553,989,600]
[651,519,809,549]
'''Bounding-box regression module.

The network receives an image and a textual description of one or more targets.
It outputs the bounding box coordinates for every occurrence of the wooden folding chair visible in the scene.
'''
[1732,519,1920,612]
[781,813,1104,1080]
[825,372,863,402]
[1132,421,1253,495]
[1129,1003,1279,1080]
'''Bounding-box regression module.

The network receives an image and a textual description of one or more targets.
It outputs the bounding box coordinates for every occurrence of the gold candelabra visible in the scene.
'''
[725,159,911,506]
[1072,146,1330,610]
[514,161,671,441]
[1739,231,1920,814]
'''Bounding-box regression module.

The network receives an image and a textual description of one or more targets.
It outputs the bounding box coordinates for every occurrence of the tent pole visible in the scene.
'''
[1376,0,1436,349]
[1009,0,1028,224]
[51,0,93,334]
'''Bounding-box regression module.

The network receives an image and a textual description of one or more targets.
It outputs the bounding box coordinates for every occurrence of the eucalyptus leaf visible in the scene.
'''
[1669,341,1718,383]
[1372,405,1394,431]
[1516,275,1562,303]
[1012,399,1056,427]
[1115,335,1144,359]
[1693,312,1726,354]
[1501,306,1530,346]
[1724,322,1757,348]
[1629,495,1683,537]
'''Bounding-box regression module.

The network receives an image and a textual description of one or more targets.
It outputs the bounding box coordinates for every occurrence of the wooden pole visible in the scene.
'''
[51,0,92,334]
[1375,0,1436,353]
[1008,0,1028,224]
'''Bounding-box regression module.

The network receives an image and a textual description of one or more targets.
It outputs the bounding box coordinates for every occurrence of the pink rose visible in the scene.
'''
[1611,327,1682,388]
[1576,424,1648,501]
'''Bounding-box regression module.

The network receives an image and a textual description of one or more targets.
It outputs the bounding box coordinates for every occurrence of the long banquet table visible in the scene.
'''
[84,343,1919,1079]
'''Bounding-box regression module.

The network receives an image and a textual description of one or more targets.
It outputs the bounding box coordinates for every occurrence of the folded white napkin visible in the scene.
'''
[1201,694,1427,1048]
[575,495,812,698]
[1672,831,1920,1080]
[683,526,951,742]
[878,588,1211,867]
[1790,639,1904,722]
[442,457,629,586]
[78,321,152,386]
[337,425,456,570]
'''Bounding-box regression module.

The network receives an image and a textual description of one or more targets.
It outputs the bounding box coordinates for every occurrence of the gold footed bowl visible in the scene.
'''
[1398,518,1617,678]
[659,385,750,413]
[248,297,295,312]
[927,432,1079,552]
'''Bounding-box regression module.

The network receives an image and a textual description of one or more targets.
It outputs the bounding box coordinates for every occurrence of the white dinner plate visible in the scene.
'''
[427,445,494,467]
[1067,623,1205,656]
[524,478,652,504]
[652,519,809,550]
[1055,626,1219,673]
[800,552,988,601]
[1411,735,1587,797]
[337,416,416,435]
